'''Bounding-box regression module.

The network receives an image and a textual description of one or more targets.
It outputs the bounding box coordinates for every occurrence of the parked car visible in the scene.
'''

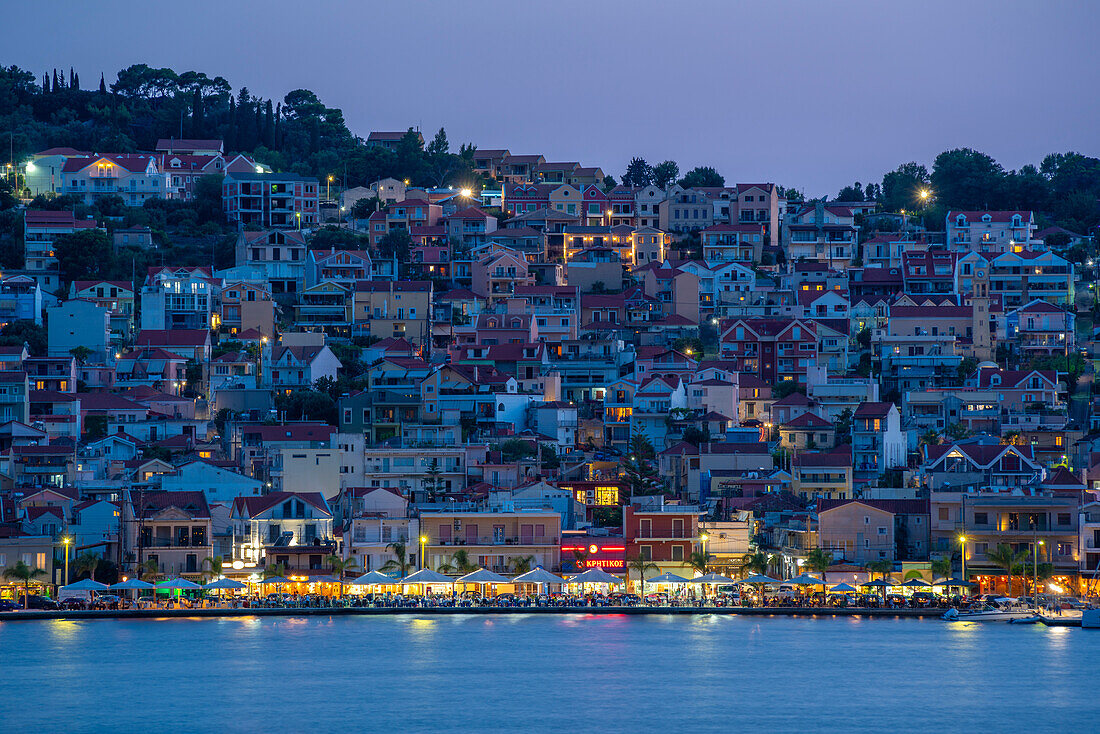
[93,595,123,610]
[18,594,59,610]
[60,597,88,610]
[0,598,20,612]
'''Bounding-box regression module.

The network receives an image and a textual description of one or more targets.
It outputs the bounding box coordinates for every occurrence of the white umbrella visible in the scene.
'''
[787,573,829,587]
[902,578,932,589]
[570,568,623,587]
[64,579,109,591]
[202,578,246,590]
[456,568,509,584]
[829,583,858,593]
[691,572,736,584]
[259,576,292,585]
[349,570,397,586]
[512,567,565,585]
[740,573,781,584]
[512,566,565,597]
[648,572,689,584]
[400,568,453,585]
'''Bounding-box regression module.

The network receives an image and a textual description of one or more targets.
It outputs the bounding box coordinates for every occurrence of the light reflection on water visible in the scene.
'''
[2,614,1097,733]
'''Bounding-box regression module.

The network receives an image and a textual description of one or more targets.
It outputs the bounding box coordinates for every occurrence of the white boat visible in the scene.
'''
[942,598,1035,622]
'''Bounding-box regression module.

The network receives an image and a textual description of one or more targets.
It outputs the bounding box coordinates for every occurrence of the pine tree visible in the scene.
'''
[99,73,106,94]
[69,67,74,87]
[190,87,203,138]
[226,96,237,151]
[273,103,281,150]
[254,103,262,150]
[262,100,274,148]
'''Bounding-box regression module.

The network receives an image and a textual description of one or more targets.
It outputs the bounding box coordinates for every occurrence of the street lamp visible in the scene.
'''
[62,536,72,585]
[1033,539,1045,604]
[460,187,472,198]
[327,174,333,202]
[419,535,428,570]
[958,535,967,582]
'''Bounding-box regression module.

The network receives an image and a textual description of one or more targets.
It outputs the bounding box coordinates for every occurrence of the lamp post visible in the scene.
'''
[327,174,333,202]
[419,535,428,570]
[62,536,72,586]
[958,535,967,583]
[1033,539,1044,606]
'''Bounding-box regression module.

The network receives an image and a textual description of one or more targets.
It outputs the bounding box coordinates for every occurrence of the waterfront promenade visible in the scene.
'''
[1,605,941,621]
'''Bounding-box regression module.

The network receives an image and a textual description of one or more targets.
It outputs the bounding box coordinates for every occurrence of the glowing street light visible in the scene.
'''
[958,535,967,581]
[460,187,472,198]
[62,536,72,585]
[419,535,428,570]
[919,189,931,201]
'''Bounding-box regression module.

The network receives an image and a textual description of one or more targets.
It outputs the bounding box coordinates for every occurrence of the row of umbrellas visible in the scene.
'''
[67,577,249,592]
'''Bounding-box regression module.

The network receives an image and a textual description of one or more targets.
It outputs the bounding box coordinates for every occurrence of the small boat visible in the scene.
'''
[942,598,1035,622]
[1008,615,1041,625]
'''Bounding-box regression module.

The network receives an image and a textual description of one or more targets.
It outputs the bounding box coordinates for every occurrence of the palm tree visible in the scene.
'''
[508,555,535,575]
[74,552,101,582]
[326,554,359,598]
[767,553,784,579]
[689,550,711,576]
[864,559,893,581]
[139,558,160,584]
[931,553,955,581]
[804,548,833,584]
[201,555,224,584]
[627,555,658,596]
[261,562,287,580]
[571,547,588,572]
[438,549,479,575]
[381,540,413,578]
[4,560,47,608]
[987,543,1028,597]
[741,551,768,577]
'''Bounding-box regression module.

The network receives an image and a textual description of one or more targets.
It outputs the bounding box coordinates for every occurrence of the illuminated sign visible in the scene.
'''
[562,541,626,572]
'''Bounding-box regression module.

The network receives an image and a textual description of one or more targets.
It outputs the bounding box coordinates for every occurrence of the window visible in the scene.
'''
[1057,513,1071,526]
[877,527,887,535]
[670,545,683,561]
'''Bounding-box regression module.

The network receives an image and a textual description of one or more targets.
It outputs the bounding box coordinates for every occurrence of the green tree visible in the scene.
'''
[3,560,47,608]
[986,543,1027,597]
[627,555,658,596]
[261,562,287,581]
[381,540,414,578]
[804,548,833,584]
[931,553,955,581]
[741,551,768,578]
[74,552,101,582]
[931,148,1005,210]
[69,346,93,364]
[55,228,115,289]
[508,555,535,575]
[678,166,724,188]
[689,550,711,576]
[0,320,46,355]
[378,227,412,261]
[350,196,381,219]
[201,555,223,583]
[944,423,970,441]
[880,162,930,213]
[622,157,653,188]
[833,408,853,444]
[622,431,661,496]
[423,458,444,502]
[326,554,359,597]
[652,160,679,189]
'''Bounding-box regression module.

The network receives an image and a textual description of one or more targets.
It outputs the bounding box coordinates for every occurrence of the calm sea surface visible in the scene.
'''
[1,614,1095,733]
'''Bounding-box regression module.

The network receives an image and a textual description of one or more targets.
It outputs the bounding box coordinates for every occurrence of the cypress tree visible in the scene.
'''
[254,104,262,150]
[226,96,237,151]
[51,68,58,92]
[99,73,106,94]
[73,71,80,90]
[42,73,49,93]
[191,87,203,138]
[274,103,282,150]
[263,99,274,149]
[69,67,74,87]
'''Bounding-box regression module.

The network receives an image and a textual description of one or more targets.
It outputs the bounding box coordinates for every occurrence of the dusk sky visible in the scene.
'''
[8,1,1099,195]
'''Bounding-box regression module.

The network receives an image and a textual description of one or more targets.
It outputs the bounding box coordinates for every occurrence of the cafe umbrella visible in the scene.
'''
[690,571,736,602]
[512,567,565,597]
[349,570,398,595]
[400,568,453,597]
[110,577,155,605]
[569,567,623,595]
[456,568,509,599]
[739,573,781,605]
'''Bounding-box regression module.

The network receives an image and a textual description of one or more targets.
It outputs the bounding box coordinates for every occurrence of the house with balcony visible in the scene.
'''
[946,210,1037,254]
[265,344,341,392]
[499,154,546,185]
[139,266,219,331]
[989,250,1074,308]
[23,210,101,294]
[294,281,352,339]
[223,171,319,230]
[444,207,498,248]
[786,203,857,268]
[1003,300,1075,356]
[69,280,135,341]
[122,489,212,576]
[701,223,764,263]
[791,447,854,501]
[234,230,308,294]
[420,511,561,573]
[230,491,333,565]
[659,187,714,233]
[472,250,533,304]
[352,280,433,344]
[851,402,905,484]
[624,503,702,580]
[719,318,818,384]
[60,154,167,206]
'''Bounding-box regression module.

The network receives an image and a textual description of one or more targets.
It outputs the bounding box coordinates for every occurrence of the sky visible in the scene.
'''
[7,0,1100,196]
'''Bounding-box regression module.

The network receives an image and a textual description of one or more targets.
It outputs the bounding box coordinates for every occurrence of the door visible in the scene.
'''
[520,524,533,544]
[465,524,478,545]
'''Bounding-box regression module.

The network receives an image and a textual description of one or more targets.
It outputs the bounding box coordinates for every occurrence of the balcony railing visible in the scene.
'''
[430,535,559,547]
